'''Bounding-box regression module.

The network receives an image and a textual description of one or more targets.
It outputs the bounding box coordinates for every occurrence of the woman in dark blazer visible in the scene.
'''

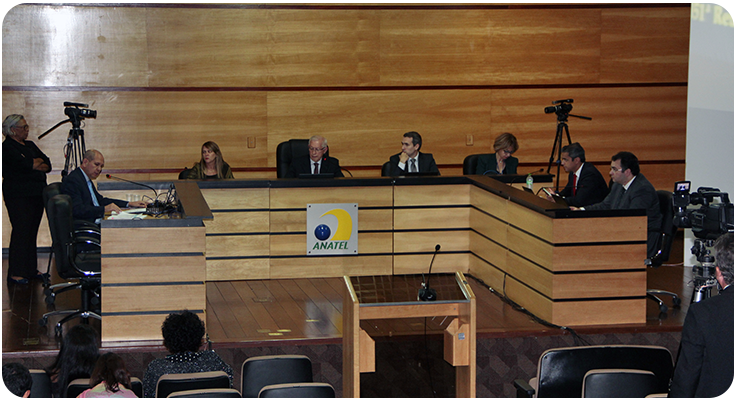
[475,132,519,175]
[2,114,51,284]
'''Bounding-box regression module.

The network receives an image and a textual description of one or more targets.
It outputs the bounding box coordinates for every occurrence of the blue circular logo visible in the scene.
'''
[314,224,331,241]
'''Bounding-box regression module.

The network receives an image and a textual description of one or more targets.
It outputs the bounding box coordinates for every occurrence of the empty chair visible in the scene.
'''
[156,371,231,398]
[167,388,242,398]
[28,369,52,398]
[646,189,682,312]
[513,345,673,398]
[582,369,660,398]
[241,355,313,398]
[259,382,335,398]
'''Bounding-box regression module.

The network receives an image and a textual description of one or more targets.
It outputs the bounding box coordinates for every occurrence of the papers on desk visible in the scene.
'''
[107,209,148,220]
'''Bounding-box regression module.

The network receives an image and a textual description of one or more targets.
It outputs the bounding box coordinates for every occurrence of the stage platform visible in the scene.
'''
[3,244,690,397]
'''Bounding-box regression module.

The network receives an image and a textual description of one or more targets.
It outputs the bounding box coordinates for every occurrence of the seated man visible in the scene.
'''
[573,151,662,258]
[387,131,440,176]
[284,135,344,178]
[547,142,608,207]
[61,149,147,225]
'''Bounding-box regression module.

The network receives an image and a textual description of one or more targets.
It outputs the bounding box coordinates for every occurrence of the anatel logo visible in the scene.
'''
[306,203,358,255]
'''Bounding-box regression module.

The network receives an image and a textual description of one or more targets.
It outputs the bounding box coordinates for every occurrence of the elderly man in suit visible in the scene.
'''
[547,142,608,207]
[61,149,147,225]
[284,135,344,178]
[387,131,440,176]
[573,151,662,258]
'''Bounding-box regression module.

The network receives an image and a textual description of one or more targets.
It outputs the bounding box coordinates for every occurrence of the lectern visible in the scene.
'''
[343,272,476,397]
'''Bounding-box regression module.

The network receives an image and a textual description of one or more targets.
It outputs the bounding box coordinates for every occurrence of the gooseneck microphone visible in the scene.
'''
[418,244,441,302]
[105,174,158,202]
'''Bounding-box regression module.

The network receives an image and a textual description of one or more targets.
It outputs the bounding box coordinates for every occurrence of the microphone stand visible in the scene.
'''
[418,244,441,301]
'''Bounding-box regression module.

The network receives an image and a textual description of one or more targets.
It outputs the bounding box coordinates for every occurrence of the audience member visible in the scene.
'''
[387,131,440,176]
[475,132,518,175]
[3,362,32,398]
[285,135,344,178]
[546,142,608,207]
[61,149,147,226]
[142,310,233,398]
[2,114,52,284]
[77,352,137,398]
[670,233,734,397]
[185,141,234,179]
[573,151,662,258]
[45,324,100,398]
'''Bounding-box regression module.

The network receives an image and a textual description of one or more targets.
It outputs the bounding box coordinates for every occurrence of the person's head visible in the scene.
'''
[81,149,105,181]
[46,324,99,397]
[308,135,328,162]
[401,131,422,158]
[715,233,734,288]
[161,310,205,354]
[560,142,585,173]
[3,363,32,398]
[609,151,639,185]
[2,114,29,142]
[88,353,132,394]
[493,133,519,162]
[199,141,227,178]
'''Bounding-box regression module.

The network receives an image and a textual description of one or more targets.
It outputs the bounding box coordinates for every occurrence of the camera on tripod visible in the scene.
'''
[544,99,573,115]
[672,181,734,302]
[63,102,97,127]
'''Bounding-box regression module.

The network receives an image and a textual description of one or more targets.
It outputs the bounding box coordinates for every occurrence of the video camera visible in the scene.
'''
[673,181,733,240]
[63,101,97,128]
[544,99,573,115]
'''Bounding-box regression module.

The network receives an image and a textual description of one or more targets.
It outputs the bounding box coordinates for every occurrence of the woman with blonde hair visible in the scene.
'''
[185,141,234,179]
[475,132,519,175]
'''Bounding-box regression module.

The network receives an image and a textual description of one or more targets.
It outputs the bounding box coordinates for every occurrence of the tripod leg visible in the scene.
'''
[547,123,565,174]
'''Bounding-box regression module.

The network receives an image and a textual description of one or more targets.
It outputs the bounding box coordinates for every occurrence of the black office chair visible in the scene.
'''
[582,369,660,398]
[29,369,53,398]
[178,167,191,179]
[645,190,681,313]
[155,371,231,398]
[463,154,484,175]
[258,382,335,398]
[381,161,392,177]
[168,388,242,398]
[241,355,313,398]
[38,194,102,337]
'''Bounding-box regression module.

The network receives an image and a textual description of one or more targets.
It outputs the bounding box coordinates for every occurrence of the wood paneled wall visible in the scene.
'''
[2,4,691,247]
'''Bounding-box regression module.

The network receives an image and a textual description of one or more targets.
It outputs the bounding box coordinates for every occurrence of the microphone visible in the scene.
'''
[418,244,441,302]
[105,174,163,213]
[106,174,158,201]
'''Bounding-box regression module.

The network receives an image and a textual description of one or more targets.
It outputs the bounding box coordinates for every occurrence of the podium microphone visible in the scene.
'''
[105,174,165,213]
[105,174,158,201]
[418,244,441,302]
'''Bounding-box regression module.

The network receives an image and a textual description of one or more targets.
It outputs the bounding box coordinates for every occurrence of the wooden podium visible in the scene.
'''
[343,272,476,397]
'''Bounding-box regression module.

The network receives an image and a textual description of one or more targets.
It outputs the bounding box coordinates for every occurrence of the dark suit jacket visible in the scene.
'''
[475,153,518,175]
[558,162,609,207]
[388,152,440,176]
[285,156,344,178]
[585,173,662,257]
[61,167,128,224]
[670,286,734,397]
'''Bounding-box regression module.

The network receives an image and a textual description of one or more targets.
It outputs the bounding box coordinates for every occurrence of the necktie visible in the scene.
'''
[87,180,99,207]
[313,162,319,175]
[572,174,577,196]
[409,159,417,173]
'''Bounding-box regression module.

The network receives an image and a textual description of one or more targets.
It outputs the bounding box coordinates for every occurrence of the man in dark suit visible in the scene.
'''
[670,233,733,397]
[547,142,608,207]
[574,151,662,258]
[61,149,147,225]
[284,135,344,178]
[387,131,440,176]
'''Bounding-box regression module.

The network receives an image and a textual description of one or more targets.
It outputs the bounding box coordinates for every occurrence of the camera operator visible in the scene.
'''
[669,232,733,397]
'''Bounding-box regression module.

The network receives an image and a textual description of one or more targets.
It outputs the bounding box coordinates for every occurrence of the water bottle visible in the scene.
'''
[526,173,533,190]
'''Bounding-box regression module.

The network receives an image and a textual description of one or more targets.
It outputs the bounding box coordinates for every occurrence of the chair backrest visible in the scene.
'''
[258,382,335,398]
[29,369,53,398]
[582,369,659,398]
[463,154,482,175]
[178,167,191,180]
[47,194,78,279]
[381,161,392,177]
[43,182,62,211]
[534,345,673,398]
[656,190,677,261]
[241,355,313,398]
[65,377,143,398]
[156,371,231,398]
[167,388,242,398]
[276,139,329,178]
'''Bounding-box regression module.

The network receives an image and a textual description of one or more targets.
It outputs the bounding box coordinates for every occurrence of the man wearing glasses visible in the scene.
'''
[285,135,344,178]
[572,151,662,258]
[387,131,440,176]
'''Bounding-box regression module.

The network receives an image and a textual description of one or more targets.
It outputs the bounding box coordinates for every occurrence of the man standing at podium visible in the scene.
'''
[387,131,440,176]
[285,135,344,178]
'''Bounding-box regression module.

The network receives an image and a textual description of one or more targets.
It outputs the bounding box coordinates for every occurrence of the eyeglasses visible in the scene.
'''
[501,149,514,155]
[12,124,29,131]
[610,166,624,172]
[308,147,325,152]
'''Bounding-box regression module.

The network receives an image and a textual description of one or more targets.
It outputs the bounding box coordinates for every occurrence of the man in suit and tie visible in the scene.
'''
[670,233,733,397]
[573,151,662,258]
[546,142,608,207]
[388,131,440,176]
[61,149,147,225]
[284,135,344,178]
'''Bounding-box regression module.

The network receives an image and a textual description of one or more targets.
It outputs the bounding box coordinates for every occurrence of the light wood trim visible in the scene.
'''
[359,329,376,373]
[552,271,646,300]
[358,302,462,320]
[101,284,206,313]
[343,276,360,398]
[269,209,393,233]
[394,185,470,207]
[270,187,393,209]
[443,318,470,366]
[504,276,553,322]
[553,216,647,243]
[455,271,476,398]
[393,254,470,276]
[552,244,647,272]
[507,252,554,299]
[270,255,393,279]
[469,231,507,272]
[102,256,205,284]
[393,231,469,254]
[553,299,647,326]
[200,188,270,210]
[101,226,205,254]
[206,235,270,257]
[270,232,392,256]
[468,253,507,295]
[206,258,270,281]
[393,207,470,230]
[205,211,270,234]
[469,207,508,245]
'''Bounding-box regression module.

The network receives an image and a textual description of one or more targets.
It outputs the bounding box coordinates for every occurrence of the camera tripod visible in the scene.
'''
[690,238,719,303]
[546,111,592,191]
[39,119,87,177]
